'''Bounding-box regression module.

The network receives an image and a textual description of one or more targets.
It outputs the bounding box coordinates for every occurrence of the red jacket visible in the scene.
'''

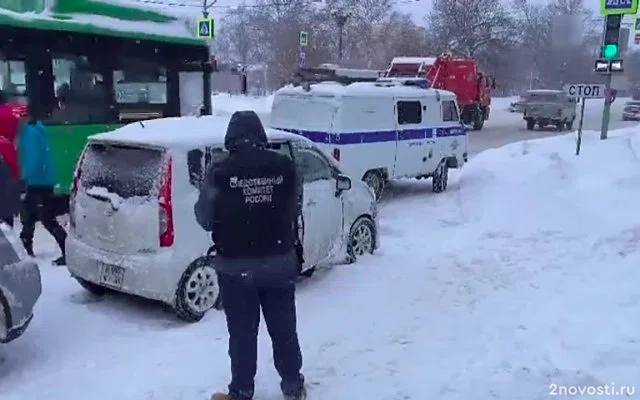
[0,105,20,180]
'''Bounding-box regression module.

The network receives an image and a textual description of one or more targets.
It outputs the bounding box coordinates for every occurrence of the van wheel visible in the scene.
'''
[432,161,449,193]
[347,217,376,263]
[362,171,385,200]
[174,257,221,323]
[75,277,108,296]
[526,119,535,130]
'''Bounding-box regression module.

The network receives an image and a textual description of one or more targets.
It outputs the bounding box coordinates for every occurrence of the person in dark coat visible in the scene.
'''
[195,111,306,400]
[0,155,21,227]
[17,115,67,265]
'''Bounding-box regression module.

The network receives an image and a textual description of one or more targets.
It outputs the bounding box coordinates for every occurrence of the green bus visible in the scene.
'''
[0,0,212,211]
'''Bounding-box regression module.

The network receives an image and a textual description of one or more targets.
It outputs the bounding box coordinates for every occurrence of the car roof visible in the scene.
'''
[526,89,564,95]
[89,115,308,149]
[275,81,457,100]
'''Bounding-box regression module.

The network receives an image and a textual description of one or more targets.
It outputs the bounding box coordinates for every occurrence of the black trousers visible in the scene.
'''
[20,185,67,254]
[219,273,304,399]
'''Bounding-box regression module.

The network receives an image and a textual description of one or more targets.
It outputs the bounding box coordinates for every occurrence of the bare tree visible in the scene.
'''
[426,0,513,59]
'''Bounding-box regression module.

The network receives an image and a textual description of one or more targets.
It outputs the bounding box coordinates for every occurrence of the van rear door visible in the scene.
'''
[72,141,165,255]
[394,99,427,178]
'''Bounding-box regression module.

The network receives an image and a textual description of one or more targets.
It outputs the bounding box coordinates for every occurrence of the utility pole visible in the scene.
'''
[331,10,350,61]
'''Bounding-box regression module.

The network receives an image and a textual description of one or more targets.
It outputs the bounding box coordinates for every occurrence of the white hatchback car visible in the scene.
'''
[66,115,379,322]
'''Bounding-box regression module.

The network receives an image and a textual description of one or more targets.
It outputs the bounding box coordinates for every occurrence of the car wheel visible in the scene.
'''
[75,277,109,296]
[347,217,376,263]
[174,257,221,323]
[362,170,385,200]
[0,299,7,343]
[300,266,316,278]
[555,122,564,131]
[432,160,449,193]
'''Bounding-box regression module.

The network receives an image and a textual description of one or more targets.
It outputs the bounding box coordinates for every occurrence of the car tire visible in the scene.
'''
[526,119,535,130]
[300,266,316,278]
[362,170,385,201]
[566,119,575,130]
[432,160,449,193]
[473,111,485,130]
[347,217,376,263]
[555,122,564,131]
[174,257,221,323]
[75,277,109,296]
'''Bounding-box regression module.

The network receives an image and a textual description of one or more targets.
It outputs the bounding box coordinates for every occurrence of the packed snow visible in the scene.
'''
[2,117,640,398]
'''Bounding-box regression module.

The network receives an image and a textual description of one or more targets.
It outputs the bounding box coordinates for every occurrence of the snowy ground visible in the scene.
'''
[2,95,640,399]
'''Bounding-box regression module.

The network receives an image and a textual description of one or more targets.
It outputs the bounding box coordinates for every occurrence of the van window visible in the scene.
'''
[397,101,422,125]
[442,100,459,122]
[294,147,333,183]
[80,143,163,199]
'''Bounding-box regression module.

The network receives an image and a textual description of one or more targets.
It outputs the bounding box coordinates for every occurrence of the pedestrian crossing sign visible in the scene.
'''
[197,18,214,39]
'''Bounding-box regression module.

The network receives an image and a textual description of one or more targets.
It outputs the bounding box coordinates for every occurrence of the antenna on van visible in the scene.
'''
[139,121,145,128]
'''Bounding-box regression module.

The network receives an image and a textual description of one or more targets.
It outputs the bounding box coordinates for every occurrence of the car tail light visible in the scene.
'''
[332,148,340,161]
[159,157,174,248]
[69,152,85,230]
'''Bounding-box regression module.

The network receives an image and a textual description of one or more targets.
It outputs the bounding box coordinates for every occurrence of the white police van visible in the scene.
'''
[270,77,468,199]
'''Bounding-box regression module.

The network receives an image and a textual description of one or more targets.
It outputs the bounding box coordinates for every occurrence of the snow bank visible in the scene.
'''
[460,126,640,236]
[211,93,274,125]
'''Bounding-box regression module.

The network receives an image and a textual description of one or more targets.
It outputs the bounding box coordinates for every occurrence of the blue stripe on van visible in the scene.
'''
[274,126,466,145]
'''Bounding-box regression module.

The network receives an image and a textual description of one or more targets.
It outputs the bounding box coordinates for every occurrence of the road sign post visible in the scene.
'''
[197,18,214,39]
[563,84,606,154]
[576,98,586,155]
[299,30,309,47]
[600,0,638,15]
[601,74,613,140]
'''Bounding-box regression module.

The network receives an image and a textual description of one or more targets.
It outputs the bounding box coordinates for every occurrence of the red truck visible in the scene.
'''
[385,55,495,130]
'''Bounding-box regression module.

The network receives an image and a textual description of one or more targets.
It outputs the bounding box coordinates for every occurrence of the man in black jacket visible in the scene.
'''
[0,155,21,227]
[195,111,306,400]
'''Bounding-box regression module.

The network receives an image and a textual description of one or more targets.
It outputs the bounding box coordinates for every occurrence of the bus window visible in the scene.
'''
[114,58,167,105]
[48,54,108,124]
[0,59,28,105]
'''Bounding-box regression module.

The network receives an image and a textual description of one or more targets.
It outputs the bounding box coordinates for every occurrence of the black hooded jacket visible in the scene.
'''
[194,111,302,283]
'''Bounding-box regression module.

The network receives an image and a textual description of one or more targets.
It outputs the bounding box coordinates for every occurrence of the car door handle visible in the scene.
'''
[306,200,317,206]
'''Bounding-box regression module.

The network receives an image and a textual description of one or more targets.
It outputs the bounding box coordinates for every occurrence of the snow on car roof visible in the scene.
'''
[276,81,455,99]
[90,115,305,149]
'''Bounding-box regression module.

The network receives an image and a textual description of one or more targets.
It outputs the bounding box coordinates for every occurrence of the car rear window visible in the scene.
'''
[80,142,164,198]
[527,93,560,102]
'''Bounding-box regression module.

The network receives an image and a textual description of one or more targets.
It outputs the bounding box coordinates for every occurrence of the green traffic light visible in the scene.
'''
[604,44,619,60]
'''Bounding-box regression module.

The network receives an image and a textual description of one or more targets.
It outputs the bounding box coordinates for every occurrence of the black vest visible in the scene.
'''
[212,147,297,259]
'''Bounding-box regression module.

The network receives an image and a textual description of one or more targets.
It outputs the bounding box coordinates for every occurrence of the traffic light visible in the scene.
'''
[602,14,622,60]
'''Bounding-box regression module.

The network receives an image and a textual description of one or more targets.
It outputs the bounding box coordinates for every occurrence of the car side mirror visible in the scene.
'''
[335,174,351,195]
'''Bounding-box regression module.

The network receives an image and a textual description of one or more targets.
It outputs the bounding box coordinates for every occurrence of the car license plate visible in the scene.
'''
[99,263,125,288]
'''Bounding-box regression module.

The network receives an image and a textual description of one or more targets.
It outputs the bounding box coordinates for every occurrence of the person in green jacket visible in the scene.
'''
[18,116,67,266]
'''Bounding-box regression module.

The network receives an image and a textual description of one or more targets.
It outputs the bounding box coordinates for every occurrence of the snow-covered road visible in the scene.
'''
[468,97,638,156]
[2,123,640,399]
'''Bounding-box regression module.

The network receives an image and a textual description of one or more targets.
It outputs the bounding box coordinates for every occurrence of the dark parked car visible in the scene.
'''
[0,224,42,343]
[622,100,640,121]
